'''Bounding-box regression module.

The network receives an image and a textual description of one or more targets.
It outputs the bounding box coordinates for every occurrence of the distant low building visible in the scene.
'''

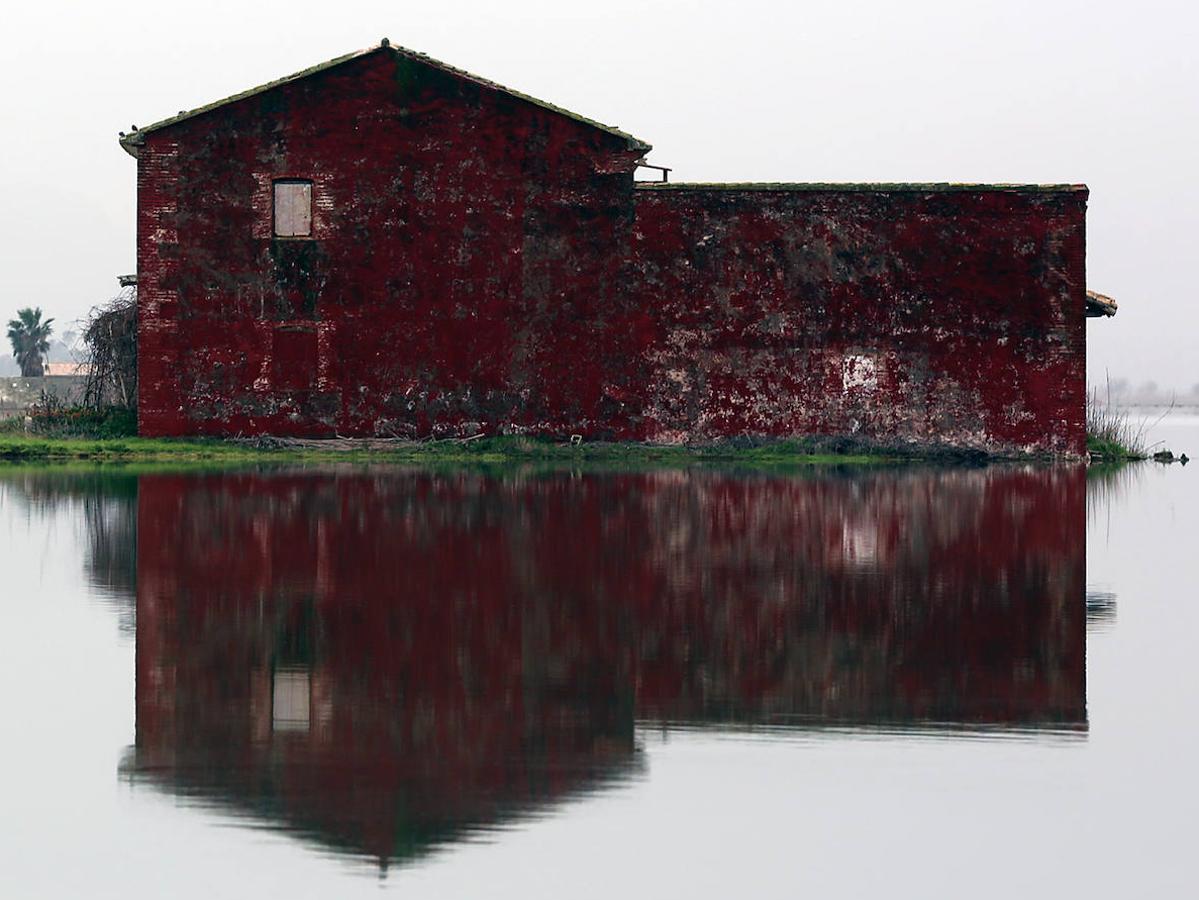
[119,41,1114,455]
[45,361,91,377]
[0,374,86,415]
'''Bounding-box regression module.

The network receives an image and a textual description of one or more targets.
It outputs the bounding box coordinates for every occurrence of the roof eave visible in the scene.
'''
[118,133,143,158]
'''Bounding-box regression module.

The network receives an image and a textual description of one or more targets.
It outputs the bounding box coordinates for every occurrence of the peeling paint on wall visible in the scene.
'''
[630,186,1086,454]
[842,354,879,394]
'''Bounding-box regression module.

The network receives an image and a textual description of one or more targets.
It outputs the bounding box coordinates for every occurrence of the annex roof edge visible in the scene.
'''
[635,182,1088,194]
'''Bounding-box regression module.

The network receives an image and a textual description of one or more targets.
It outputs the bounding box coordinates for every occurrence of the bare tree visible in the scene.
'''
[82,286,137,409]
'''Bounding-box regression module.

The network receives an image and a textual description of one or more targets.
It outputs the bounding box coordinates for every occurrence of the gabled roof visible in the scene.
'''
[118,40,651,157]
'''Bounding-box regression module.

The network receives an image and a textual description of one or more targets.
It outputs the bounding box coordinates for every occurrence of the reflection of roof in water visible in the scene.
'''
[120,745,643,873]
[643,718,1088,741]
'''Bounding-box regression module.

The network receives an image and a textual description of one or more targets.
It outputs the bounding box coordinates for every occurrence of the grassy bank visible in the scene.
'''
[0,419,1003,467]
[0,432,892,466]
[6,408,1132,468]
[1086,388,1155,461]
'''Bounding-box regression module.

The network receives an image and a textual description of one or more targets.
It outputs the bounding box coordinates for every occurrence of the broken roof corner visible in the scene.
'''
[1086,290,1118,318]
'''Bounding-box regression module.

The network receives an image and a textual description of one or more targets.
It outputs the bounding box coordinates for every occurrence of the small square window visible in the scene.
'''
[272,667,311,732]
[273,180,312,237]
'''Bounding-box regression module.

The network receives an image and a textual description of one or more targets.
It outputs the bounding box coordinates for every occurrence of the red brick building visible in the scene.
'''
[121,42,1097,454]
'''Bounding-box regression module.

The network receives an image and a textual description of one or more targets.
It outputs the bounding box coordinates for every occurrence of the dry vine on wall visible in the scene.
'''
[83,286,137,410]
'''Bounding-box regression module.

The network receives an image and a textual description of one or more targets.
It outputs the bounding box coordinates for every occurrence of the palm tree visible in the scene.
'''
[6,307,55,377]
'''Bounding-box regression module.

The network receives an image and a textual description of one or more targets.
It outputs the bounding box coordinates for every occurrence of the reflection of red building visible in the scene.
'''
[128,466,1085,867]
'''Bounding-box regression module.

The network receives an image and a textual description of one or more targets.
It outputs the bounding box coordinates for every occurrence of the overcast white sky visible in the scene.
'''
[1,0,1194,389]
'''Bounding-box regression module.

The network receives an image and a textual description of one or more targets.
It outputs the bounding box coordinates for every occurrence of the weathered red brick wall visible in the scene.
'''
[135,48,1087,454]
[631,185,1088,454]
[136,49,645,437]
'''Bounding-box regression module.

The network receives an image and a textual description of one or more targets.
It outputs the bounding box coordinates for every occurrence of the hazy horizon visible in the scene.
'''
[3,1,1194,388]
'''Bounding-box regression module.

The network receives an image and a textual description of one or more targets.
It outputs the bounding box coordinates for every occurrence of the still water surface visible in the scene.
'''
[1,419,1196,897]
